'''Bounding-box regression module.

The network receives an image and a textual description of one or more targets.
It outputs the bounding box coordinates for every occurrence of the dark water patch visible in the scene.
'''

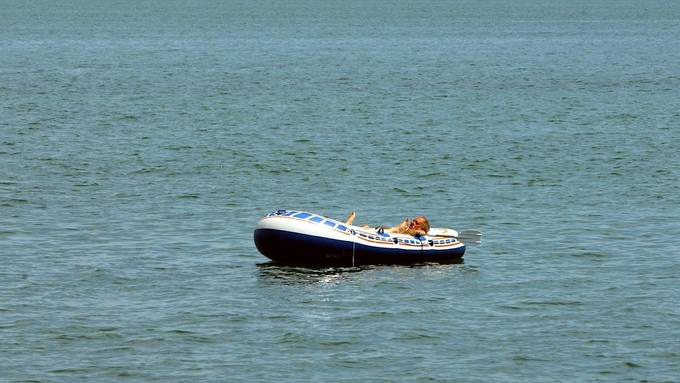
[1,198,29,206]
[165,329,195,335]
[54,331,123,341]
[569,250,609,259]
[527,177,561,186]
[497,221,521,227]
[92,346,133,354]
[512,355,552,363]
[277,332,309,344]
[49,368,92,374]
[111,276,135,285]
[522,300,583,307]
[177,194,200,199]
[422,172,444,178]
[165,145,193,151]
[487,173,514,178]
[319,339,354,347]
[73,182,99,187]
[586,339,611,344]
[85,366,150,379]
[117,114,139,122]
[337,310,393,321]
[498,305,524,311]
[129,166,168,175]
[268,167,292,175]
[164,329,214,343]
[396,332,441,341]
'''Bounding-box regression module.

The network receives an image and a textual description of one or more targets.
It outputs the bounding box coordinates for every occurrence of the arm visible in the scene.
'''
[385,218,411,234]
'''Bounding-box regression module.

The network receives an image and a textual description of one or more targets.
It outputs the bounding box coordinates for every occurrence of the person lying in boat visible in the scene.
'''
[344,211,431,236]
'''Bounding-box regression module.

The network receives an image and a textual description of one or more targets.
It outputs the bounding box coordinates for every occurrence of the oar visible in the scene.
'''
[430,229,482,245]
[457,230,482,245]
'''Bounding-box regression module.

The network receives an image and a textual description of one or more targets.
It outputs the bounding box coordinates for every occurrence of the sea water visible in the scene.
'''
[2,0,679,381]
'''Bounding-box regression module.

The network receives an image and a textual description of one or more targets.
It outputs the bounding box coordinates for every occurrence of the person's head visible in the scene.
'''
[409,216,430,233]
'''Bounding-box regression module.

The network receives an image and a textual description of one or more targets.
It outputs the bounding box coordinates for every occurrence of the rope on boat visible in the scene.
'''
[350,228,356,267]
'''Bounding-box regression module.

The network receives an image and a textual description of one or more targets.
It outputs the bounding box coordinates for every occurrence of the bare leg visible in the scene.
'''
[345,211,356,225]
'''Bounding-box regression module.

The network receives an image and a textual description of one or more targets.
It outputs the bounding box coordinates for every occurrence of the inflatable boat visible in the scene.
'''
[254,210,466,266]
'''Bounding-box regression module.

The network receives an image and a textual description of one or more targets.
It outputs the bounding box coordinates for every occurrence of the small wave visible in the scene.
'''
[512,355,551,362]
[165,145,193,151]
[278,332,307,343]
[129,166,167,175]
[570,250,608,258]
[523,300,582,306]
[1,198,29,207]
[268,168,292,174]
[177,194,199,199]
[422,172,443,178]
[166,329,195,334]
[50,368,92,374]
[319,339,353,346]
[397,332,440,341]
